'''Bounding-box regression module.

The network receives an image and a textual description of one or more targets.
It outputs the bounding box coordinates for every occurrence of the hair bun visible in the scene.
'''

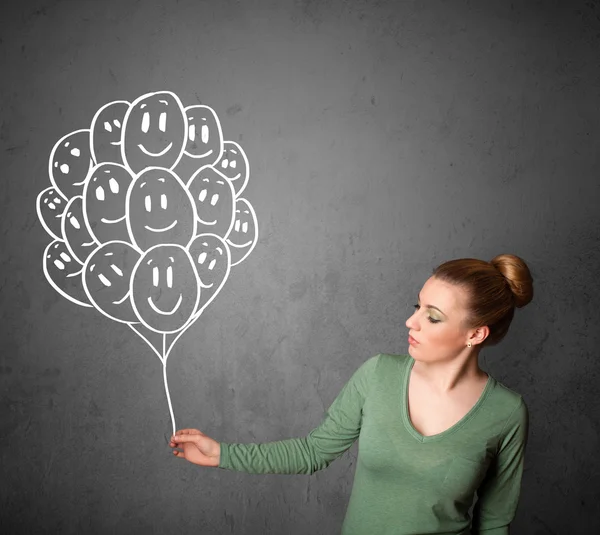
[490,254,534,309]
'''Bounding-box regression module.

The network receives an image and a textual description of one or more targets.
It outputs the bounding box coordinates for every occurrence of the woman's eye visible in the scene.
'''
[413,304,440,324]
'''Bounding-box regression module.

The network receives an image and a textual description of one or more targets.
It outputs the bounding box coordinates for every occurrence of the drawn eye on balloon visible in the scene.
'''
[121,91,187,174]
[214,141,249,197]
[83,163,134,245]
[187,165,235,238]
[83,241,141,323]
[130,244,200,333]
[49,129,94,200]
[61,196,97,264]
[37,187,68,241]
[91,100,130,165]
[126,167,197,252]
[226,198,258,267]
[43,240,91,307]
[187,233,231,318]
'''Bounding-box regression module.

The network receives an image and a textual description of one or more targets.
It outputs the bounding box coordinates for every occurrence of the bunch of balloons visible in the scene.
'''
[36,91,258,434]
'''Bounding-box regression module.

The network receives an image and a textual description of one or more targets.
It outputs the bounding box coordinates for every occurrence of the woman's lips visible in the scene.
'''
[408,335,419,345]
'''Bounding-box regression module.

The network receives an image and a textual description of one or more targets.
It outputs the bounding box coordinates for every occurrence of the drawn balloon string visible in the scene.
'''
[36,91,259,435]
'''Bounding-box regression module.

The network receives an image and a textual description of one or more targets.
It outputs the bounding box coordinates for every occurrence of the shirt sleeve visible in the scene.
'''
[218,355,379,475]
[472,397,529,534]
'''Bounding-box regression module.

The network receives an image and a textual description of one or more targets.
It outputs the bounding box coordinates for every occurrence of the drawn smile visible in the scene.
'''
[228,239,252,248]
[144,220,178,232]
[188,149,213,158]
[101,215,126,224]
[230,172,241,180]
[198,217,217,226]
[138,142,173,157]
[113,291,131,305]
[148,294,182,315]
[199,280,214,289]
[110,141,122,146]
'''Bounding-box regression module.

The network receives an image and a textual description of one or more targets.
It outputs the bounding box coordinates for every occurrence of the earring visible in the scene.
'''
[467,342,472,348]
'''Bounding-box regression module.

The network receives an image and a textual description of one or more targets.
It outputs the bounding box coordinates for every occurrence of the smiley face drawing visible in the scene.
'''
[187,233,231,318]
[49,129,94,200]
[130,244,199,333]
[83,163,134,245]
[61,196,98,264]
[121,91,186,174]
[214,141,249,197]
[187,165,235,238]
[172,105,224,183]
[83,241,141,323]
[43,240,91,307]
[126,167,197,251]
[37,187,67,241]
[91,100,130,165]
[226,198,258,266]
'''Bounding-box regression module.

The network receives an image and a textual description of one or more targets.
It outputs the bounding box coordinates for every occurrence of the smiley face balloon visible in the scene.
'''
[121,91,186,174]
[214,141,249,197]
[37,187,67,241]
[188,233,231,318]
[62,196,98,264]
[130,244,199,333]
[187,165,235,238]
[83,241,141,323]
[43,240,91,307]
[172,105,223,183]
[49,129,94,200]
[226,198,258,266]
[84,163,134,245]
[126,167,197,251]
[91,100,130,165]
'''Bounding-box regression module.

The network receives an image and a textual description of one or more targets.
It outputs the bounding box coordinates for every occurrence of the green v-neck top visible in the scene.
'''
[219,353,529,535]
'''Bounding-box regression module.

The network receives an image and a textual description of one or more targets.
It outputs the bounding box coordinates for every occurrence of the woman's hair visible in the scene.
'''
[431,254,534,347]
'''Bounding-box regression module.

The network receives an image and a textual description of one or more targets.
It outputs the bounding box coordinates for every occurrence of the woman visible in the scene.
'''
[170,254,533,535]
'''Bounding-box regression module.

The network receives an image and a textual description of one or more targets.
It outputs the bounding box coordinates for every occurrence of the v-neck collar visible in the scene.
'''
[401,355,495,443]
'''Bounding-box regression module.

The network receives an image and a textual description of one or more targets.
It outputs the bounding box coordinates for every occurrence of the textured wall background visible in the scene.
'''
[1,0,599,533]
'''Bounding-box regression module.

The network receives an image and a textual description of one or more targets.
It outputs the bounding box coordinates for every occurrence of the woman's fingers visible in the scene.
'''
[171,433,201,444]
[174,428,201,435]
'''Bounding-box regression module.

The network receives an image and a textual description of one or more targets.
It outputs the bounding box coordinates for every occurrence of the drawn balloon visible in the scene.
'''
[83,241,141,323]
[61,196,98,264]
[37,187,67,241]
[90,100,130,165]
[214,141,249,197]
[226,197,259,266]
[49,129,94,200]
[83,163,134,245]
[173,104,224,183]
[187,165,235,238]
[36,90,259,436]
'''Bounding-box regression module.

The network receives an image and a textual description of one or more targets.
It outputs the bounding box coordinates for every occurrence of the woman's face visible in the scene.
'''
[405,276,476,361]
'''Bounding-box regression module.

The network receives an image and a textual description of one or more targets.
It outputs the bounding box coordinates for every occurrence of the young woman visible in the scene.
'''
[170,254,533,535]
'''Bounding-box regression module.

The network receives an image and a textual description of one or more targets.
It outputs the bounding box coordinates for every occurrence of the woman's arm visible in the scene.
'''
[172,355,379,475]
[471,397,529,534]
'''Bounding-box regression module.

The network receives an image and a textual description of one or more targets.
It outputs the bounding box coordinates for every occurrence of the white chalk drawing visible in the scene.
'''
[36,90,259,435]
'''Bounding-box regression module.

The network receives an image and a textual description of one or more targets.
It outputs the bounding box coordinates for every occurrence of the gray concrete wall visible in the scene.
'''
[1,0,599,533]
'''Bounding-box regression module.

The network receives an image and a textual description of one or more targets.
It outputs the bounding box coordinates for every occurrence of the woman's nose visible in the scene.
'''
[405,312,417,330]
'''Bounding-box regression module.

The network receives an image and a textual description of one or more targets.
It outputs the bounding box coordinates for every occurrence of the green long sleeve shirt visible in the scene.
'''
[219,353,529,535]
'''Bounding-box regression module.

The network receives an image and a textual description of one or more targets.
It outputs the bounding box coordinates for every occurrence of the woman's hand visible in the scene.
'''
[169,428,221,467]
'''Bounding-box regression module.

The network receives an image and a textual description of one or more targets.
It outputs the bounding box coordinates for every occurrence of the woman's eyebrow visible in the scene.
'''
[417,293,446,315]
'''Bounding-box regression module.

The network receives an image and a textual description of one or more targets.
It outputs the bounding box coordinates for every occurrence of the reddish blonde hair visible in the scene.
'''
[432,254,534,347]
